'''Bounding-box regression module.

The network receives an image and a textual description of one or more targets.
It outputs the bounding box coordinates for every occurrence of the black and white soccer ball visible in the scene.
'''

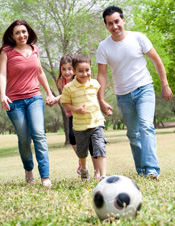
[93,175,142,220]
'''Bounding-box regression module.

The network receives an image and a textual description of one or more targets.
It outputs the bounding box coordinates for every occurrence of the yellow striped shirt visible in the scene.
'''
[61,78,105,131]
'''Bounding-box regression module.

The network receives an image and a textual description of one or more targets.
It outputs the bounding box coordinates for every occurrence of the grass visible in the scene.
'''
[0,128,175,225]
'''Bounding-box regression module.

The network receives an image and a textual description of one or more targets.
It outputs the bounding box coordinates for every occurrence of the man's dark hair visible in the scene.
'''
[103,5,124,24]
[72,53,91,70]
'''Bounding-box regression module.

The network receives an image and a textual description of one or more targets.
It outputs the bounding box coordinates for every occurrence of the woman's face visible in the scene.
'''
[12,25,29,47]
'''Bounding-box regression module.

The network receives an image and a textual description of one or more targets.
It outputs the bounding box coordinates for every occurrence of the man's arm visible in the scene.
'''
[97,63,113,115]
[146,48,173,101]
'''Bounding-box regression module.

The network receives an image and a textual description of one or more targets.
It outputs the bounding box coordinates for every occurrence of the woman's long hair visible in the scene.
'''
[0,20,37,53]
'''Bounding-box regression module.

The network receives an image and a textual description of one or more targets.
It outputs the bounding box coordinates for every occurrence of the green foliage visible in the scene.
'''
[155,95,175,127]
[1,0,175,135]
[105,93,124,130]
[0,110,15,134]
[44,104,63,133]
[130,0,175,93]
[41,89,63,132]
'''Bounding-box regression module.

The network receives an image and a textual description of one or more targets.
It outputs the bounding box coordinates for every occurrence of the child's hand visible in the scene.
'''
[77,105,86,114]
[55,95,61,104]
[46,94,56,107]
[46,95,61,106]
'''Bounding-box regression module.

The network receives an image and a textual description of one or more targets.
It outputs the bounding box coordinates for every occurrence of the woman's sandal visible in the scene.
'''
[25,170,34,184]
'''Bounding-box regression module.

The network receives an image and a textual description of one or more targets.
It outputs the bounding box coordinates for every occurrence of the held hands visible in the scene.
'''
[161,85,173,101]
[54,95,61,104]
[46,95,62,106]
[0,95,12,111]
[46,94,56,107]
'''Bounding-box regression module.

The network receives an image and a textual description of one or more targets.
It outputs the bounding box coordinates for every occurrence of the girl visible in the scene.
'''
[55,54,100,178]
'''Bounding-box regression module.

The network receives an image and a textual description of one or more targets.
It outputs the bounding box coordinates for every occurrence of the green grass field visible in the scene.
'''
[0,128,175,226]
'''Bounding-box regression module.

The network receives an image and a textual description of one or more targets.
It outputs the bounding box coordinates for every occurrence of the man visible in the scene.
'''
[96,5,173,179]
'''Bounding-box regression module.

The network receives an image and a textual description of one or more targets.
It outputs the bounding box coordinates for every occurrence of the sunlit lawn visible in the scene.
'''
[0,128,175,225]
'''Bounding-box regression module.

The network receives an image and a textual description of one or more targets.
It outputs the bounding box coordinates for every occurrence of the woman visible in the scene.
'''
[0,20,55,187]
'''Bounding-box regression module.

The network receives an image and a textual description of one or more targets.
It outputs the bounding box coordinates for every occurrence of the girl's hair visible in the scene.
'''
[0,20,37,53]
[58,54,73,78]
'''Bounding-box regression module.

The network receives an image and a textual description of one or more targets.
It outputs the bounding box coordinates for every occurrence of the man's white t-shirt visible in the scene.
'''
[96,31,153,95]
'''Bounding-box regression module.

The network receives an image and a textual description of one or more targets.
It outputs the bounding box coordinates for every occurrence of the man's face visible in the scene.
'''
[105,12,125,41]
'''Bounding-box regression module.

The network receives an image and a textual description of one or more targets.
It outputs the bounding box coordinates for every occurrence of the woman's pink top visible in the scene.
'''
[3,45,41,101]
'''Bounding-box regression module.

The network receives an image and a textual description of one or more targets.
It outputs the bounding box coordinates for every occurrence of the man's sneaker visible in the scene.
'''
[81,169,90,181]
[42,178,52,188]
[146,174,159,180]
[77,161,82,175]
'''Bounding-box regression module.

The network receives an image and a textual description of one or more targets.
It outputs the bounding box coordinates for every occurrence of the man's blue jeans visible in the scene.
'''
[7,95,49,178]
[117,83,160,176]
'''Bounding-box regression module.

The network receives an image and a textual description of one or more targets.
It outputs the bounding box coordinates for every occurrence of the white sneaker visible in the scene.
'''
[100,176,106,181]
[42,178,52,188]
[146,174,159,180]
[81,169,90,181]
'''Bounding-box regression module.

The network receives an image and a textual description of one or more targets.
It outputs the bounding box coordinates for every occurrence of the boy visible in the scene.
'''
[61,53,106,181]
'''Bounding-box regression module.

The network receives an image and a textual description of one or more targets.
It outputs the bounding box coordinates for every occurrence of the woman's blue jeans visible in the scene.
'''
[7,95,49,178]
[117,83,160,176]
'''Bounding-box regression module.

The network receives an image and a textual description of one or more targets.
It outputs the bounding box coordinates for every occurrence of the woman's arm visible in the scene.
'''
[0,51,12,110]
[38,57,55,106]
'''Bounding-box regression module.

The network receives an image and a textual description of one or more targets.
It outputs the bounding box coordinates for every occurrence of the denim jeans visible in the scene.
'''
[117,83,160,176]
[7,95,49,178]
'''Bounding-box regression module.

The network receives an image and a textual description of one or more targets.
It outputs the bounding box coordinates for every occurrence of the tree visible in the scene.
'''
[129,0,175,94]
[0,0,114,141]
[0,109,15,134]
[154,95,175,128]
[2,0,174,136]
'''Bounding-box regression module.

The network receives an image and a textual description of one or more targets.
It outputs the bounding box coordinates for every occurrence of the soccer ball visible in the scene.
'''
[93,175,142,220]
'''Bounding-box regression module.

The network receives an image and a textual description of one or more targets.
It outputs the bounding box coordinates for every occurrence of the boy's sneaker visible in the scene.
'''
[81,169,90,181]
[100,176,106,181]
[77,161,82,175]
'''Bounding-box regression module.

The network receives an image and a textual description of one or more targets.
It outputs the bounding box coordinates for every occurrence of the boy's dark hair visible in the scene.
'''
[0,20,37,53]
[103,5,124,24]
[58,54,73,78]
[72,53,91,70]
